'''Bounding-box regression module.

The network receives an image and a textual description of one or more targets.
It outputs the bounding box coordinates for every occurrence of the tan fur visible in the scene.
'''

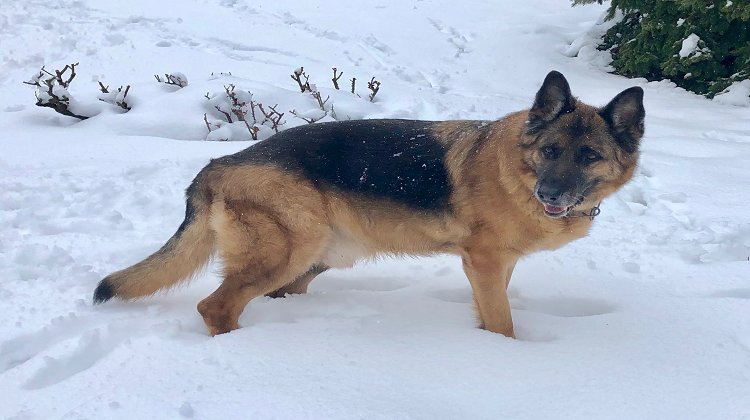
[101,203,215,299]
[99,97,639,338]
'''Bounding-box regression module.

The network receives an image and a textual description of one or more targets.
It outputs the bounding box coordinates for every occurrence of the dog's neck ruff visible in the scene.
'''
[566,203,601,221]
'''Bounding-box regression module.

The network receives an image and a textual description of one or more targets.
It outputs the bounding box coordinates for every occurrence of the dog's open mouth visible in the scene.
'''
[542,203,572,218]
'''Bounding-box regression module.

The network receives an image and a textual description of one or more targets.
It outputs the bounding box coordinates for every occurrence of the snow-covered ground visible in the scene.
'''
[1,0,749,418]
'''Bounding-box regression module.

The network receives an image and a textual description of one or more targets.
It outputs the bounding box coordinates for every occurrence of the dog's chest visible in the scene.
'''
[528,219,591,251]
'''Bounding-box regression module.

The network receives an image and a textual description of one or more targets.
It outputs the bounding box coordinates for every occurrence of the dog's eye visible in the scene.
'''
[541,145,560,160]
[580,147,602,163]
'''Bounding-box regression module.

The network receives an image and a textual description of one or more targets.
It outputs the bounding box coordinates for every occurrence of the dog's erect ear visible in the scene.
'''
[600,86,645,153]
[526,71,576,134]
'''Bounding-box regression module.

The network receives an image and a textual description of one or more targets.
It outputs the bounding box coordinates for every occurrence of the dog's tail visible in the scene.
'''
[93,167,216,303]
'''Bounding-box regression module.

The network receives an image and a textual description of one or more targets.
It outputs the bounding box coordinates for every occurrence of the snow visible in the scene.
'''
[1,0,749,419]
[679,33,702,58]
[563,9,622,71]
[714,79,750,107]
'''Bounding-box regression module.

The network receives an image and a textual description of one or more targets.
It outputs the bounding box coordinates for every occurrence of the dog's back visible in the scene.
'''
[215,119,453,212]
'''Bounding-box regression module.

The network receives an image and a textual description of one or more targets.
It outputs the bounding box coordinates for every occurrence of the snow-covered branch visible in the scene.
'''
[23,63,91,120]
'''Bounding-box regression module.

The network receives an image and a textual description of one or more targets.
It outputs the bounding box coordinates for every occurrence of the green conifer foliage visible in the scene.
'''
[575,0,750,97]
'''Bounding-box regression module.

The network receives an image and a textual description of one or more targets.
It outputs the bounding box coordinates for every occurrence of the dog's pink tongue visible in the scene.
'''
[544,203,565,213]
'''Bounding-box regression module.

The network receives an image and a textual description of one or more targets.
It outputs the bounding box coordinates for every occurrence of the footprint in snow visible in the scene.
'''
[23,327,131,390]
[513,296,616,318]
[513,326,558,343]
[428,288,472,304]
[0,314,96,374]
[706,289,750,300]
[658,192,688,204]
[430,290,615,317]
[427,17,473,58]
[0,314,161,389]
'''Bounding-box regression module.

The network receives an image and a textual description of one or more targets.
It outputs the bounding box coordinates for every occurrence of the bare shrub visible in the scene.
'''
[23,63,91,120]
[98,82,132,111]
[155,72,188,88]
[203,84,286,140]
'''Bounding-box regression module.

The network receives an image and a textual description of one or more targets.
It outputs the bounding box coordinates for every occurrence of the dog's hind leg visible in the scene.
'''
[197,199,329,336]
[265,264,329,298]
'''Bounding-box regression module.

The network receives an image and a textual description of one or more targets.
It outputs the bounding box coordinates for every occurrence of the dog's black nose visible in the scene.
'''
[536,183,563,203]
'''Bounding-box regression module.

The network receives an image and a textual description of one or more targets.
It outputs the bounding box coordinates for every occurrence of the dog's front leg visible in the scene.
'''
[461,247,518,338]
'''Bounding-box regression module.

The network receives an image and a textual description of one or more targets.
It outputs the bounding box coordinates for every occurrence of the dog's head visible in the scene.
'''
[519,71,645,218]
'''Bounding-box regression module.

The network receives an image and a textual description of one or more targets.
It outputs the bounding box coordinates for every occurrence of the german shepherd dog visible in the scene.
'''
[94,71,644,338]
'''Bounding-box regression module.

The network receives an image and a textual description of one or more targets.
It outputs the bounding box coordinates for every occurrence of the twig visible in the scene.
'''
[311,90,329,111]
[203,113,213,133]
[291,67,311,92]
[59,63,78,87]
[332,68,343,90]
[249,100,259,125]
[241,119,259,140]
[98,84,132,111]
[22,70,44,86]
[367,77,381,102]
[214,105,233,123]
[116,85,131,110]
[258,103,285,133]
[330,104,338,120]
[350,77,356,94]
[290,109,326,124]
[223,84,249,123]
[38,63,79,88]
[155,73,188,87]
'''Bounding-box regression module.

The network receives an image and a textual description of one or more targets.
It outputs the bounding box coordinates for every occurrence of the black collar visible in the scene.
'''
[566,203,601,221]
